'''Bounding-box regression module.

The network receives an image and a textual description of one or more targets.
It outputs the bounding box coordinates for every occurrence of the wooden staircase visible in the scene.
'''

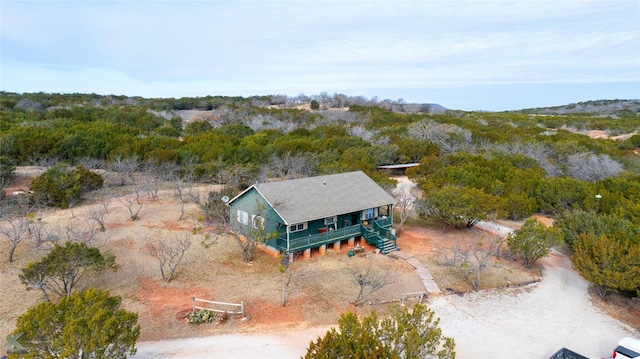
[379,237,399,254]
[361,224,399,254]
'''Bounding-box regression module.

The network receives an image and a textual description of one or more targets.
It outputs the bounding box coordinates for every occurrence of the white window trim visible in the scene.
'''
[237,210,249,225]
[289,222,307,233]
[252,215,265,229]
[324,216,337,225]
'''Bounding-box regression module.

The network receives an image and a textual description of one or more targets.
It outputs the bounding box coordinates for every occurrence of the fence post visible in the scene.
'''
[241,301,245,318]
[192,296,196,312]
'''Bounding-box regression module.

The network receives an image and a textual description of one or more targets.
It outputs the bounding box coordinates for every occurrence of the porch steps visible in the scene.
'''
[380,238,399,254]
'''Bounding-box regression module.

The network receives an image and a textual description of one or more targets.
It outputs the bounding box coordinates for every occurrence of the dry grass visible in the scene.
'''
[1,183,426,347]
[0,169,587,351]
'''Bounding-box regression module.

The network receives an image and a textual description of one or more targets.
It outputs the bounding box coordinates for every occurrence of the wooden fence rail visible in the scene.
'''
[192,296,245,318]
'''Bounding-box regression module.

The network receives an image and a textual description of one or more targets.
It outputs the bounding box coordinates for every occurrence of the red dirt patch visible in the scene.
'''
[105,221,135,228]
[136,277,213,316]
[248,298,305,325]
[538,250,571,269]
[532,214,554,227]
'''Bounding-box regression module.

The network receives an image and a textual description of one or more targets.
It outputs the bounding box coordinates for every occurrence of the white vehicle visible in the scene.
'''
[611,337,640,359]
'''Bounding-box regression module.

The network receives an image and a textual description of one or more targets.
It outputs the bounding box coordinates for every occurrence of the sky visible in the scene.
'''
[1,0,639,111]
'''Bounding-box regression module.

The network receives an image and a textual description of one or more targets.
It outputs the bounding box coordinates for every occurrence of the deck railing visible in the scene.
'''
[274,217,394,253]
[276,225,360,252]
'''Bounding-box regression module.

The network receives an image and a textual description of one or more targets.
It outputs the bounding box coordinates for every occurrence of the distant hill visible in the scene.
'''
[512,99,640,117]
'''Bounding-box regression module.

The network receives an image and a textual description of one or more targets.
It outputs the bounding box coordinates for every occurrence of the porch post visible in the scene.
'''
[303,248,311,258]
[319,244,326,255]
[333,241,341,251]
[348,237,355,246]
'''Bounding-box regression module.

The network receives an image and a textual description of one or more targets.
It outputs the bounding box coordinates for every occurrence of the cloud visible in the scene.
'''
[1,0,638,108]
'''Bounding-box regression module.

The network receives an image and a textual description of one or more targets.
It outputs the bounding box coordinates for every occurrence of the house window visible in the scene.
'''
[252,215,265,229]
[289,223,306,232]
[364,208,375,220]
[325,216,337,225]
[236,210,249,225]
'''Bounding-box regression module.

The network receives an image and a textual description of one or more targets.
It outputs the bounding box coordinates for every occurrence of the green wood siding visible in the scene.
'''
[233,204,395,253]
[229,188,284,242]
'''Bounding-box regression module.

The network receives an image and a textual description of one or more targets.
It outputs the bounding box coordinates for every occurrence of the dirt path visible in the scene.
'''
[430,250,639,358]
[132,249,639,359]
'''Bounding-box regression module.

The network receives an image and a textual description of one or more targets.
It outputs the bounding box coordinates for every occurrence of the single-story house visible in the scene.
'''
[227,171,398,256]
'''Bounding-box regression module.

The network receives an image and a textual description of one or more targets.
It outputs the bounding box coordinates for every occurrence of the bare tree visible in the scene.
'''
[350,258,396,306]
[108,155,139,186]
[140,159,171,200]
[200,187,236,226]
[187,188,211,223]
[65,220,109,247]
[495,141,560,177]
[29,216,47,246]
[407,119,474,154]
[566,153,623,182]
[231,202,278,263]
[218,164,252,190]
[347,125,377,143]
[262,153,314,181]
[0,215,30,262]
[279,253,316,307]
[84,202,110,232]
[140,176,160,200]
[120,189,145,221]
[32,223,64,249]
[438,230,502,291]
[144,234,192,283]
[169,164,198,221]
[76,156,103,170]
[392,187,416,236]
[173,177,189,221]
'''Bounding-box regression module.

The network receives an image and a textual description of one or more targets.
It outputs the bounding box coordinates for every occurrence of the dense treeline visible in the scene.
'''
[1,91,639,297]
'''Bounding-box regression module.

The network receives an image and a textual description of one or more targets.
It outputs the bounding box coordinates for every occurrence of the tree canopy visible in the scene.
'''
[9,288,139,359]
[507,218,563,267]
[304,304,455,359]
[572,233,640,299]
[20,241,116,301]
[417,185,501,232]
[29,165,103,208]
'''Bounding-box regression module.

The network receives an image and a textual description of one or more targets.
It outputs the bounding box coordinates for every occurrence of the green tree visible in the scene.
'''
[303,303,455,359]
[9,288,139,359]
[507,218,563,267]
[418,186,500,232]
[0,155,16,195]
[572,233,640,299]
[310,100,320,110]
[20,242,116,301]
[554,210,639,249]
[502,192,538,221]
[534,176,589,215]
[29,165,103,208]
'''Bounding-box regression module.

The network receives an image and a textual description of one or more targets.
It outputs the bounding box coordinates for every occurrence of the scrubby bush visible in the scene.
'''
[29,165,103,208]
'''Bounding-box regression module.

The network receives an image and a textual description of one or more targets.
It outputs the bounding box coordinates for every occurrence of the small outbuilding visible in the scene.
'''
[227,171,398,257]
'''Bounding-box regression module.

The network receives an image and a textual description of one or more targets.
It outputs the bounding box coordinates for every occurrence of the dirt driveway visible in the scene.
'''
[132,249,639,359]
[431,250,638,359]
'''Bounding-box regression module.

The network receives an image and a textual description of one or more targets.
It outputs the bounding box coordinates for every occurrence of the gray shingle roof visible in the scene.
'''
[251,171,395,225]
